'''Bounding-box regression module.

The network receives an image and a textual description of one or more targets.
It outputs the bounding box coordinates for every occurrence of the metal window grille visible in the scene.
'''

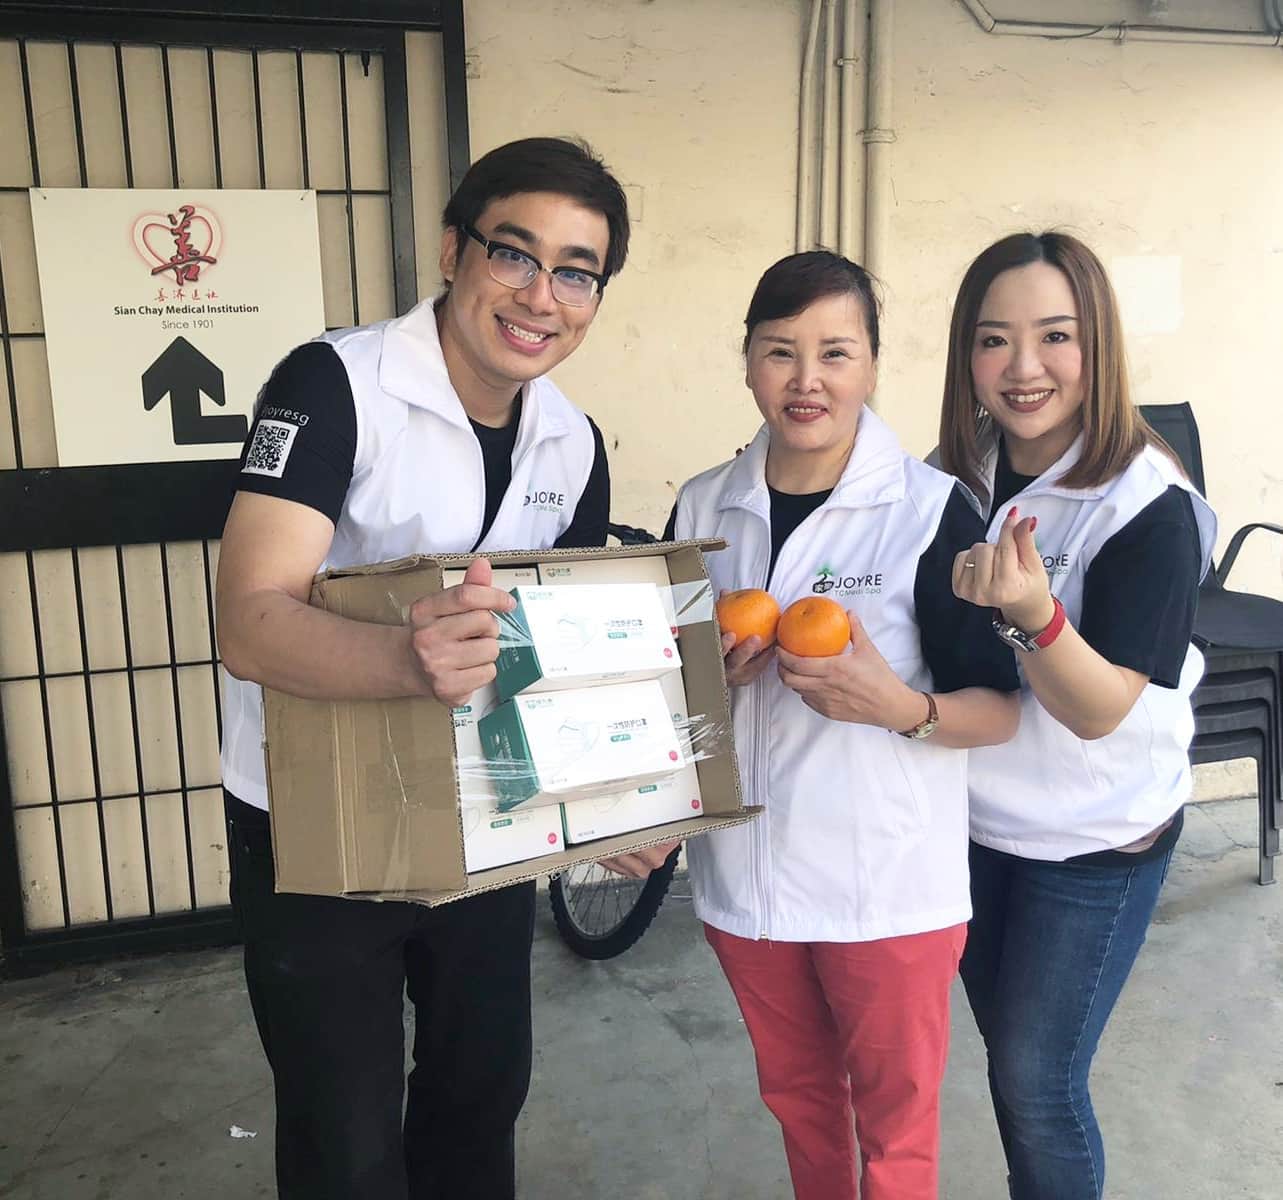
[0,1,468,971]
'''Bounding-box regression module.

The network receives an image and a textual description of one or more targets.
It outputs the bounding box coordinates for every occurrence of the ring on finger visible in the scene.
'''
[964,561,977,568]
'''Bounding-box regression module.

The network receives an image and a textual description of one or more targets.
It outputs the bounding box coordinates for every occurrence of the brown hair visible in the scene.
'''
[443,136,630,283]
[744,251,881,358]
[938,231,1175,505]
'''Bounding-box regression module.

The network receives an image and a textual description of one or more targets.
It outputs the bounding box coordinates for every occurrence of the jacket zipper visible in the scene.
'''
[466,426,489,553]
[752,519,776,940]
[751,499,834,939]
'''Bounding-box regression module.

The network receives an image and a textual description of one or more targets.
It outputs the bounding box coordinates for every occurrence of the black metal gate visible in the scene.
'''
[0,0,469,971]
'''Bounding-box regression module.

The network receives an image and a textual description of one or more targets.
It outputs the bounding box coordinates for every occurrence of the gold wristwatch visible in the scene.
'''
[898,692,939,740]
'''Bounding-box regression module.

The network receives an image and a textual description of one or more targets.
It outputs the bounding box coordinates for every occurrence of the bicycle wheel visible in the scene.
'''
[548,845,681,960]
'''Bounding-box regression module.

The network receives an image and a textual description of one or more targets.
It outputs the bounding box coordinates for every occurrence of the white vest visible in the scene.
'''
[674,409,976,943]
[966,434,1217,859]
[220,299,599,809]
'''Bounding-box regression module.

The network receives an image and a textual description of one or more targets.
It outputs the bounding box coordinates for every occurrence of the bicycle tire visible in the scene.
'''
[548,845,681,960]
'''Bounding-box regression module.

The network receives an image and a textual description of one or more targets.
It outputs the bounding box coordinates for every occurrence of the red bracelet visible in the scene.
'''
[1030,596,1067,649]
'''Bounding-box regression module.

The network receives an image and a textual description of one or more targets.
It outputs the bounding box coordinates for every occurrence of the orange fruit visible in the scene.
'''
[777,596,850,657]
[716,588,781,647]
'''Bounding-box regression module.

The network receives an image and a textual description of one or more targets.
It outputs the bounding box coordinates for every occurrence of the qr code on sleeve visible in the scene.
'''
[242,419,299,479]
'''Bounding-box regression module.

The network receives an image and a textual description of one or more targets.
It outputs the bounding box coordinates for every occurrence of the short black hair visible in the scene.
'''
[743,251,881,357]
[442,137,630,282]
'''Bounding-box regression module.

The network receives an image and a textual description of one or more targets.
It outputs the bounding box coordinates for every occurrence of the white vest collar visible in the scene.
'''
[375,295,571,445]
[978,425,1107,502]
[717,406,907,518]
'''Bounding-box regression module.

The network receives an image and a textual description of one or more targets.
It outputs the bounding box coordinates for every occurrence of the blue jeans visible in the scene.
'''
[960,837,1177,1200]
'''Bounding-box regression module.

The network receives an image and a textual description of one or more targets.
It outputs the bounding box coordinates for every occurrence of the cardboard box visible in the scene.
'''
[262,540,755,905]
[495,582,680,701]
[561,774,704,845]
[479,679,683,811]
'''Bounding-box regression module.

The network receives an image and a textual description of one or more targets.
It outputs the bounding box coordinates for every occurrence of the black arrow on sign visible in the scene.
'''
[141,336,249,446]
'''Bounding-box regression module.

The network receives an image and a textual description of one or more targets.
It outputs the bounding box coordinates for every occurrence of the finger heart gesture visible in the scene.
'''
[952,505,1053,632]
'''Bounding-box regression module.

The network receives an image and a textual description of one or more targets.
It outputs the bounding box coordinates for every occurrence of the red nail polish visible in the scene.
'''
[1007,506,1018,520]
[1029,516,1038,532]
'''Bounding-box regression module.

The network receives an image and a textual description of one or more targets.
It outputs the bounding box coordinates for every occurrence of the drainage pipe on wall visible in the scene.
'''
[796,0,826,252]
[818,0,840,249]
[957,0,1283,48]
[862,0,894,282]
[836,0,867,261]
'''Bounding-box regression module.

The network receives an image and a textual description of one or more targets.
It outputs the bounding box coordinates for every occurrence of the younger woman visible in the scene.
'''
[941,232,1217,1200]
[667,252,1021,1200]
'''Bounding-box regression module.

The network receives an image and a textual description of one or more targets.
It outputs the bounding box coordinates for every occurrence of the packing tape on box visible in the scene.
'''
[328,697,725,895]
[452,707,729,811]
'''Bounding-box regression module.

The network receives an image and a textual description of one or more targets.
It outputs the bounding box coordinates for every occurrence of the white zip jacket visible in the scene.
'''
[673,410,984,943]
[221,299,599,809]
[966,433,1217,860]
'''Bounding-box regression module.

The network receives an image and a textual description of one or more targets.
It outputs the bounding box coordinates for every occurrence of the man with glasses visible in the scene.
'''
[216,137,660,1200]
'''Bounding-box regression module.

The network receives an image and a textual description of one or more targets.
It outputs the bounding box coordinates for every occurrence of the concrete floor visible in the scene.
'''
[1,794,1280,1199]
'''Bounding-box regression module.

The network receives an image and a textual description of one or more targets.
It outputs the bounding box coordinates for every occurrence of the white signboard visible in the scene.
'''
[30,188,325,467]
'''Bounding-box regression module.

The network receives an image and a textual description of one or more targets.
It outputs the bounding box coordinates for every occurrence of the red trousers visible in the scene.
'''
[705,922,966,1200]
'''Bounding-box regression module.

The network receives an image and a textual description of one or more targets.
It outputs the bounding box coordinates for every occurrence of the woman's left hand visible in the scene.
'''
[777,612,922,730]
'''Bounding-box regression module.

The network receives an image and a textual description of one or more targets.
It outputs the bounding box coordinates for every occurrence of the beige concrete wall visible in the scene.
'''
[463,0,1281,600]
[880,1,1283,598]
[462,0,806,537]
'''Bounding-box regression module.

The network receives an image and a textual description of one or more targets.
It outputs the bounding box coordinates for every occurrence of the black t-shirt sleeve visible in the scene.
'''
[1077,487,1201,688]
[553,416,611,549]
[914,484,1021,694]
[235,342,356,526]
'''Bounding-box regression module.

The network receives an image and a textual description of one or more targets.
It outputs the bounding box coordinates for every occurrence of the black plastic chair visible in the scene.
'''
[1141,403,1283,884]
[1188,702,1279,885]
[1141,402,1283,651]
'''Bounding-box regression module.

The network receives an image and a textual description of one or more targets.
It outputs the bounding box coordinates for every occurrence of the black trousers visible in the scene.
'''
[225,792,536,1200]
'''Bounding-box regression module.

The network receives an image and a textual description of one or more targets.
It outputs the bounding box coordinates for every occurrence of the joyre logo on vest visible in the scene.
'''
[811,562,884,597]
[1042,552,1071,577]
[524,487,566,514]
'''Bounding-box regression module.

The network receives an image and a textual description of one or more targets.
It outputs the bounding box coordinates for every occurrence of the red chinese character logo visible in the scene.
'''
[133,202,222,287]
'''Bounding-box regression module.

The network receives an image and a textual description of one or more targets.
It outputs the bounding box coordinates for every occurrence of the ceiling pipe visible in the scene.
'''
[957,0,1283,47]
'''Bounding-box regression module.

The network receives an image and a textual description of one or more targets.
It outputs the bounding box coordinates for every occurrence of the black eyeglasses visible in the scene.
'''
[461,224,605,307]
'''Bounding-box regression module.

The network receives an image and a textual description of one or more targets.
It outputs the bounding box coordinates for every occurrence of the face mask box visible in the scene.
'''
[537,554,702,767]
[561,773,703,845]
[538,556,679,633]
[495,583,680,702]
[461,802,564,872]
[444,568,564,872]
[479,678,683,811]
[446,564,539,806]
